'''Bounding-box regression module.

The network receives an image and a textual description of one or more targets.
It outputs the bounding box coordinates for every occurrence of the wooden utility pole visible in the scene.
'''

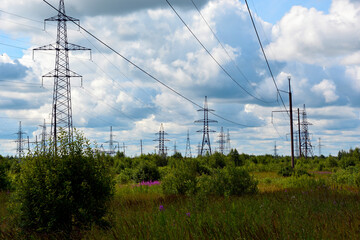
[288,77,295,168]
[298,108,302,158]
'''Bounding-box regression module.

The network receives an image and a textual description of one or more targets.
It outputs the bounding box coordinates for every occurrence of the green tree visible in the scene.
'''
[11,129,114,233]
[228,149,244,166]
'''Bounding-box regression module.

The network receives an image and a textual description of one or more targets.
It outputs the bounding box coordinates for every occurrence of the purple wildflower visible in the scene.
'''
[159,205,164,211]
[186,212,191,217]
[137,180,161,187]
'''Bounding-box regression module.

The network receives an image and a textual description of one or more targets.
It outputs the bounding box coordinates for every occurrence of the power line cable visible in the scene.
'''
[166,0,272,104]
[77,33,153,108]
[81,87,137,122]
[0,42,28,50]
[243,0,289,116]
[42,0,254,128]
[190,0,272,102]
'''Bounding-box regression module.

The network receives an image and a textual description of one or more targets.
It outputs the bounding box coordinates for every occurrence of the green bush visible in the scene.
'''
[0,164,10,191]
[283,175,327,189]
[278,166,294,177]
[134,160,160,182]
[116,168,134,184]
[197,167,258,196]
[331,167,360,186]
[11,129,114,233]
[161,160,197,195]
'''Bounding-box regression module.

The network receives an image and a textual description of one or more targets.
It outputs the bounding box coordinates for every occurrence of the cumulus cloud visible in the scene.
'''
[0,0,210,20]
[1,0,360,156]
[265,0,360,65]
[311,79,339,103]
[0,59,28,80]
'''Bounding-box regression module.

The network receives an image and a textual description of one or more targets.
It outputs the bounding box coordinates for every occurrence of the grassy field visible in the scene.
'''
[1,172,360,239]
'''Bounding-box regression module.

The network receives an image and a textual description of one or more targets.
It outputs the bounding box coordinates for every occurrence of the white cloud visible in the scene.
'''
[1,0,360,157]
[345,66,360,92]
[311,79,339,103]
[265,0,360,66]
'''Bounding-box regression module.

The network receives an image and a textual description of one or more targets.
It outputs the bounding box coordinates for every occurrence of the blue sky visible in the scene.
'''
[0,0,359,157]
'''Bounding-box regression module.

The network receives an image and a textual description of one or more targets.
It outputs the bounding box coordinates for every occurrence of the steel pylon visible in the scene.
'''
[195,96,217,155]
[154,123,169,156]
[33,0,90,145]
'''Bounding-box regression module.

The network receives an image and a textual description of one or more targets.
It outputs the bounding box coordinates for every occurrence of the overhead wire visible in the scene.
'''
[243,0,289,116]
[78,32,154,108]
[189,0,273,103]
[165,0,272,104]
[42,0,255,128]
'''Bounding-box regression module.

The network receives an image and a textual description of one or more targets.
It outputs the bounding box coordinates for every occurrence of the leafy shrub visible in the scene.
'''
[161,160,197,195]
[209,152,226,169]
[331,167,360,186]
[278,166,294,177]
[293,169,311,177]
[11,129,114,233]
[134,161,160,182]
[326,156,338,168]
[116,168,134,184]
[283,175,327,189]
[0,163,10,191]
[228,149,245,167]
[197,167,258,196]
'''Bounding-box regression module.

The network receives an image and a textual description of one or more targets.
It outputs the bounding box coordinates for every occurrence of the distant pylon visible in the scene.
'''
[217,127,226,154]
[318,138,324,156]
[140,139,143,155]
[15,121,26,158]
[274,141,278,158]
[33,0,91,147]
[294,131,299,157]
[39,119,48,152]
[195,96,217,155]
[300,104,314,158]
[121,142,127,156]
[173,141,177,155]
[185,130,192,158]
[154,123,169,156]
[226,129,231,155]
[197,142,201,156]
[105,126,117,156]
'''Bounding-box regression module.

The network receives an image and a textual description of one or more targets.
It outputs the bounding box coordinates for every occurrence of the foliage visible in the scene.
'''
[228,149,243,166]
[10,129,114,233]
[0,156,13,191]
[283,175,327,189]
[278,166,294,177]
[197,167,258,196]
[331,167,360,186]
[134,160,160,182]
[161,159,197,195]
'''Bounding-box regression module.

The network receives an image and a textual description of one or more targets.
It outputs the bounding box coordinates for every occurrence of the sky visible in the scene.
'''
[0,0,359,157]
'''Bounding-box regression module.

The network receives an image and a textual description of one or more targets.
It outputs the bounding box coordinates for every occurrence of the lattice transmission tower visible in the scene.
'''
[39,119,48,152]
[226,129,231,155]
[274,141,278,158]
[15,121,27,158]
[217,127,226,154]
[185,130,192,158]
[154,123,169,156]
[300,104,314,158]
[195,96,217,156]
[105,126,118,156]
[33,0,90,146]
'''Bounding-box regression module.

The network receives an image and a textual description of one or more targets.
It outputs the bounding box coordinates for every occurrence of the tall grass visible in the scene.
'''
[1,173,360,239]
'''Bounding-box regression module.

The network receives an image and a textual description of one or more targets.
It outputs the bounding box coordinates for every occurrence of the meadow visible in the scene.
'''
[1,171,359,239]
[0,143,360,239]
